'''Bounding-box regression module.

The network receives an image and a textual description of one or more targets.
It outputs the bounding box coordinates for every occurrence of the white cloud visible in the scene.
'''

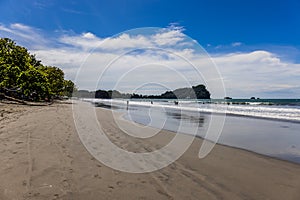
[59,33,104,50]
[0,23,299,98]
[0,23,48,47]
[82,32,96,39]
[231,42,242,47]
[151,29,185,46]
[57,26,186,52]
[212,51,300,97]
[10,23,32,31]
[98,34,152,51]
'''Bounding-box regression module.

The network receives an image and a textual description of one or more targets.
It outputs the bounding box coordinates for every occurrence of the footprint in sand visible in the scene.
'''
[116,181,122,186]
[108,185,114,189]
[93,174,102,179]
[62,179,69,188]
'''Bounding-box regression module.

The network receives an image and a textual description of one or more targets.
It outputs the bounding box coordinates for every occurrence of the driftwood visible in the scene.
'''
[0,93,53,106]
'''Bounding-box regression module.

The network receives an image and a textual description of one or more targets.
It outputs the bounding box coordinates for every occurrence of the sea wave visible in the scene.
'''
[84,98,300,122]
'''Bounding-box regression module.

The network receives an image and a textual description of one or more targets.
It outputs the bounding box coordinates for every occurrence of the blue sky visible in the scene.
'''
[1,0,300,47]
[0,0,300,98]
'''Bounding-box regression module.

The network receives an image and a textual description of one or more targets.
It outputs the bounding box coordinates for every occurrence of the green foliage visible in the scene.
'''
[17,66,49,100]
[39,66,65,96]
[0,37,75,101]
[63,80,76,97]
[0,38,35,89]
[78,84,210,99]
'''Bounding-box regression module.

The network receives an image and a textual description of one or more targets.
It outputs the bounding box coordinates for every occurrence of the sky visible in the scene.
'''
[0,0,299,98]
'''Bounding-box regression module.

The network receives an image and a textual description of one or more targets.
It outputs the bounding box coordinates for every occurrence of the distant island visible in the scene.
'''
[74,84,211,99]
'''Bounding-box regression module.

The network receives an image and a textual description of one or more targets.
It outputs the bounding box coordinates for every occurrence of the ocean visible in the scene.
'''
[83,98,300,164]
[87,98,300,122]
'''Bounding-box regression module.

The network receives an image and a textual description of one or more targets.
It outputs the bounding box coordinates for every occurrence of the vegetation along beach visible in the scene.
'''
[1,0,300,199]
[1,38,300,199]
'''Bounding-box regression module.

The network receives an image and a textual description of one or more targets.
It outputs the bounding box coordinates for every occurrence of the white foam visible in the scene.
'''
[83,98,300,122]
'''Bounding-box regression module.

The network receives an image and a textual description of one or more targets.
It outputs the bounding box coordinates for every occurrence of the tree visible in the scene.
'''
[40,66,65,96]
[63,80,76,97]
[17,66,49,100]
[0,38,36,89]
[95,89,110,99]
[0,37,75,101]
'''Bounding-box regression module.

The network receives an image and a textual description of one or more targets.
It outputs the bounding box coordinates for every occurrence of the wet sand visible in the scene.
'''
[0,101,300,199]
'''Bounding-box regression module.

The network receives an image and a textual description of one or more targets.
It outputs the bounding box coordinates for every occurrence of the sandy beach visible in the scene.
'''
[0,101,300,200]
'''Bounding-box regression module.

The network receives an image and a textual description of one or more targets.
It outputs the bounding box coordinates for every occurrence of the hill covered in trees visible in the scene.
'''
[0,38,75,101]
[75,84,210,99]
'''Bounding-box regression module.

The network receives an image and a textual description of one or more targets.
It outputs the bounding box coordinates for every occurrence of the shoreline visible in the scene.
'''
[1,101,300,199]
[118,107,300,165]
[105,101,300,164]
[91,99,300,123]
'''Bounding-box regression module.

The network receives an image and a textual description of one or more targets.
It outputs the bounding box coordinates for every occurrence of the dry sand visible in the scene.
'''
[0,101,300,200]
